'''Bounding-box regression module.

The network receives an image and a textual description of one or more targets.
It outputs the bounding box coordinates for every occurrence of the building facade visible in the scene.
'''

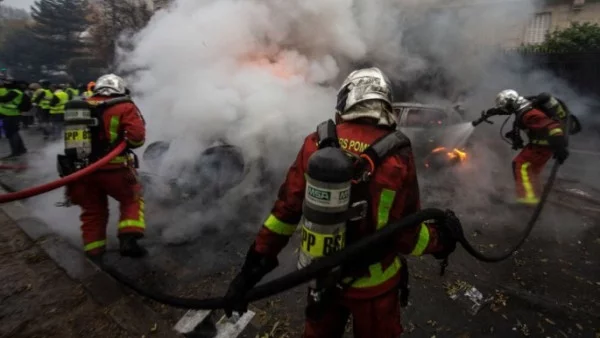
[525,0,600,44]
[428,0,600,47]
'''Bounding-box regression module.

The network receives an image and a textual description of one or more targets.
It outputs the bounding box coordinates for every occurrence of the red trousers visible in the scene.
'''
[512,144,553,205]
[303,288,403,338]
[67,168,145,255]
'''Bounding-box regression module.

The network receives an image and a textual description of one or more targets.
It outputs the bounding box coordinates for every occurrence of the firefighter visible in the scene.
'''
[83,81,95,98]
[493,89,569,205]
[65,73,147,259]
[65,82,80,100]
[0,77,27,157]
[223,67,463,338]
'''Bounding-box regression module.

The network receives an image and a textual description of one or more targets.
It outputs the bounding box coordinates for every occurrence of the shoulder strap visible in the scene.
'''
[316,119,340,149]
[361,130,411,170]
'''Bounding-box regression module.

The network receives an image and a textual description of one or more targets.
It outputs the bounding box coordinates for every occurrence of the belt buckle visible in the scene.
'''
[349,200,368,221]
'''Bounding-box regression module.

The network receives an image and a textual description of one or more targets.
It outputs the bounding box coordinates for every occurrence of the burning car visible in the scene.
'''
[393,102,472,170]
[139,140,252,205]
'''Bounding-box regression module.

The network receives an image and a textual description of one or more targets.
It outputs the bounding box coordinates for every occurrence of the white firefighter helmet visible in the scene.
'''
[336,67,396,126]
[495,89,530,112]
[94,74,127,96]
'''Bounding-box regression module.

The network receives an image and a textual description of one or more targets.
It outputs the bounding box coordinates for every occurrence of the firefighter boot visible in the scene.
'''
[119,234,148,258]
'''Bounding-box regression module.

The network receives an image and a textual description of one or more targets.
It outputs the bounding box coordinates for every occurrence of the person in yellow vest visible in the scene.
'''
[0,77,28,157]
[47,84,69,140]
[32,79,54,139]
[65,82,80,100]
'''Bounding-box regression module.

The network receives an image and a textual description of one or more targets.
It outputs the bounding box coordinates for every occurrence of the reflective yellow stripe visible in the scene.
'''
[128,139,145,147]
[520,162,536,201]
[531,140,549,145]
[109,155,128,164]
[84,240,106,252]
[118,199,145,230]
[377,189,396,229]
[109,116,120,143]
[346,257,402,288]
[410,223,431,256]
[549,128,563,136]
[340,189,401,288]
[264,214,297,235]
[516,197,539,205]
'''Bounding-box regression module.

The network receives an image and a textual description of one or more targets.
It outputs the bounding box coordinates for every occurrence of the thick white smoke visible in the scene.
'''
[115,0,542,241]
[21,0,597,249]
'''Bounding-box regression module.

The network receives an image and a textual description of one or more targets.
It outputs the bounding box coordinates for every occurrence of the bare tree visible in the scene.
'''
[88,0,153,66]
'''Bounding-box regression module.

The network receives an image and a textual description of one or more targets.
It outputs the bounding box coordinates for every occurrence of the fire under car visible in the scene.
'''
[393,102,472,171]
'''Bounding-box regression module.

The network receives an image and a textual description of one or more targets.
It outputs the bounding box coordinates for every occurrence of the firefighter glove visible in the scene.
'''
[553,147,569,164]
[224,243,278,317]
[433,210,464,260]
[549,136,569,164]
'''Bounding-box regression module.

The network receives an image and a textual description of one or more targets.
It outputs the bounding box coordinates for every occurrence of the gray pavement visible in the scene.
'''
[0,127,599,337]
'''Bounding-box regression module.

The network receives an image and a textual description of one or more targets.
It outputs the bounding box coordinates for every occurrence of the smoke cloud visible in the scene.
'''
[20,0,598,254]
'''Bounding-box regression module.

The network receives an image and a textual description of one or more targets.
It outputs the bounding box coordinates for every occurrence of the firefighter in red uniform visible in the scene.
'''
[223,67,463,337]
[66,74,147,259]
[494,89,569,205]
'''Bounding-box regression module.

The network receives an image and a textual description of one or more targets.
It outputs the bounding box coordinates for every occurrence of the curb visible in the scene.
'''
[0,186,179,337]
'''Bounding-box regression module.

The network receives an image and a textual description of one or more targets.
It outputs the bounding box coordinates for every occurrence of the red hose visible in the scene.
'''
[0,142,127,204]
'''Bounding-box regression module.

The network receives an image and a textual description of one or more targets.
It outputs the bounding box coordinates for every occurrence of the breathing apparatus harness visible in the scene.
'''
[56,96,138,206]
[299,119,412,311]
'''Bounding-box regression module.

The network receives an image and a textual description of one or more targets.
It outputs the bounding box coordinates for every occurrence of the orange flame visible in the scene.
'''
[239,53,297,79]
[430,147,468,162]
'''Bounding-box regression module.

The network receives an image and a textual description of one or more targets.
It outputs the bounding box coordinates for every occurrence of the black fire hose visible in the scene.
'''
[97,159,562,309]
[98,208,446,310]
[97,111,564,309]
[459,160,560,262]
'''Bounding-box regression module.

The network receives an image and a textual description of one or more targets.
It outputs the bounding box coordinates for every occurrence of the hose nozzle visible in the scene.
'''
[472,109,500,127]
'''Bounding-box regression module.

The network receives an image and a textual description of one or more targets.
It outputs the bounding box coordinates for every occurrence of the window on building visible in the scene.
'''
[524,12,552,44]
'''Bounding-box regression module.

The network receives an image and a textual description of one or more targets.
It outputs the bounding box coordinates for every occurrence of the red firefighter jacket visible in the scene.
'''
[254,121,446,299]
[87,95,146,170]
[519,108,564,146]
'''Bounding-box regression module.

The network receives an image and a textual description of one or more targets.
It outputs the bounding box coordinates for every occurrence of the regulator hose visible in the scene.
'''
[97,208,447,310]
[0,142,127,204]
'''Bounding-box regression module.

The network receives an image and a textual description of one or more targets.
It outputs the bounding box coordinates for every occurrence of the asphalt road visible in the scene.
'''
[0,126,598,337]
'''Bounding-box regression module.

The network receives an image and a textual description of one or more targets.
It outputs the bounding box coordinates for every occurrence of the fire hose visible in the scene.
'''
[0,142,127,204]
[0,136,560,309]
[95,156,560,309]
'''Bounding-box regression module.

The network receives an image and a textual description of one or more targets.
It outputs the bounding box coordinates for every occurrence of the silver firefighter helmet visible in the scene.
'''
[94,74,127,96]
[335,67,395,126]
[495,89,530,112]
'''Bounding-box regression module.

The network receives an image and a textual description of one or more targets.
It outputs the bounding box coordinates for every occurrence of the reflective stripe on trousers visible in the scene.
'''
[84,240,106,252]
[118,199,146,231]
[517,162,539,205]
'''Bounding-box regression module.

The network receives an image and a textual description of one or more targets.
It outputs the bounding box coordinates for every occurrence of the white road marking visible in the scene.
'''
[173,309,255,337]
[174,310,212,334]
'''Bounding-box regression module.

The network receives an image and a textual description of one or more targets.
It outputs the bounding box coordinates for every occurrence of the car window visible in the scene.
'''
[404,108,448,127]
